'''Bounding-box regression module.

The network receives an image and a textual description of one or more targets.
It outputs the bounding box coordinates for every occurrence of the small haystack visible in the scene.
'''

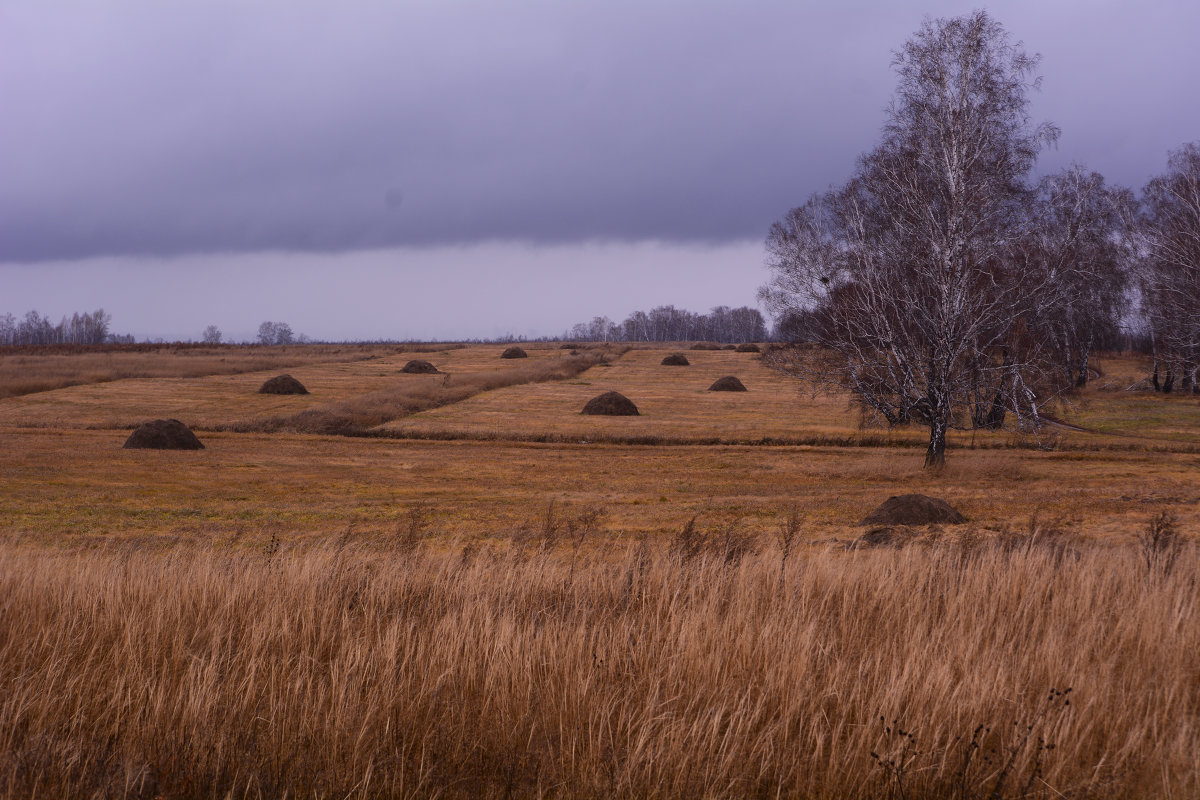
[690,343,722,351]
[736,343,761,353]
[123,419,205,450]
[859,494,966,526]
[581,391,639,416]
[661,354,690,366]
[560,343,577,349]
[708,375,747,392]
[722,344,737,350]
[258,374,308,395]
[401,359,439,374]
[501,346,528,359]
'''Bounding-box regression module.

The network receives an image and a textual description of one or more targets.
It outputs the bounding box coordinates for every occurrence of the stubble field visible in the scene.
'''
[1,342,1197,798]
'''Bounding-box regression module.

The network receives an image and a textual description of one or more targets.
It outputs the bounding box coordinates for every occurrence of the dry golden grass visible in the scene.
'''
[233,347,623,435]
[2,344,1199,797]
[1,535,1196,799]
[0,344,579,431]
[0,344,401,399]
[3,426,1197,544]
[379,346,880,444]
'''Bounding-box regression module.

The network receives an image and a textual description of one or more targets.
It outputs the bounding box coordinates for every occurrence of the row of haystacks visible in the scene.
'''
[581,376,748,416]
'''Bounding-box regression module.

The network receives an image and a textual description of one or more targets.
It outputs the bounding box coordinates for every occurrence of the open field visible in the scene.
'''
[1,342,1198,798]
[0,343,421,400]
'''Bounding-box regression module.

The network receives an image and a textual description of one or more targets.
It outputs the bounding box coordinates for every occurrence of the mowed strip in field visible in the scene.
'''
[0,344,571,430]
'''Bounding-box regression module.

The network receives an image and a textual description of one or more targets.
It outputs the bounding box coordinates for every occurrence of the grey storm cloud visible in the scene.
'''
[3,0,1200,263]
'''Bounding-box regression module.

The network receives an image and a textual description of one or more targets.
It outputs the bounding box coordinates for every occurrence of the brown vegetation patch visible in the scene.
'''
[708,375,747,392]
[851,525,919,548]
[736,343,761,353]
[581,391,640,416]
[401,359,439,374]
[860,494,966,526]
[500,347,528,359]
[258,374,308,395]
[122,419,204,450]
[661,354,690,366]
[689,343,723,351]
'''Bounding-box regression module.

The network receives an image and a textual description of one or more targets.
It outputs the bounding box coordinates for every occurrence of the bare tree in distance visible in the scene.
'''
[1032,167,1134,388]
[201,325,223,344]
[762,10,1062,468]
[257,321,295,346]
[1138,142,1200,394]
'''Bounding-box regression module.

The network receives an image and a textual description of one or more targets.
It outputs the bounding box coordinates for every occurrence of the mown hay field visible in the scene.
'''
[1,342,1198,798]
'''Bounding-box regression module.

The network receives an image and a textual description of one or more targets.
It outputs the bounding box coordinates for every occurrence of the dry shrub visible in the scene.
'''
[1140,510,1183,575]
[0,539,1195,798]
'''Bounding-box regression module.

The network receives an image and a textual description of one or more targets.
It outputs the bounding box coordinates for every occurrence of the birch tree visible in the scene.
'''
[1138,143,1200,394]
[762,11,1060,468]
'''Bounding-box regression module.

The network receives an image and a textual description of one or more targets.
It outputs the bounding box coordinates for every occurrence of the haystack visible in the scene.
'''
[690,343,722,351]
[501,346,528,359]
[859,494,965,526]
[722,344,737,350]
[736,343,761,353]
[258,374,308,395]
[661,354,690,366]
[708,375,747,392]
[123,419,205,450]
[401,359,439,374]
[581,391,639,416]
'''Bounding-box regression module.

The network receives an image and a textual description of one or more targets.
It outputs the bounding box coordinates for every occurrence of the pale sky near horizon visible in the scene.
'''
[3,1,1198,340]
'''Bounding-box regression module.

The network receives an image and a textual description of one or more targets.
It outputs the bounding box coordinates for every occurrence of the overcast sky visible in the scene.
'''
[3,1,1198,340]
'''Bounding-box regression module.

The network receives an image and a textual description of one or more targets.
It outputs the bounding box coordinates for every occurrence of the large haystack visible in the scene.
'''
[501,346,528,359]
[722,344,737,350]
[123,419,205,450]
[708,375,747,392]
[581,391,639,416]
[401,359,439,374]
[661,354,690,366]
[859,494,966,526]
[736,343,761,353]
[258,374,308,395]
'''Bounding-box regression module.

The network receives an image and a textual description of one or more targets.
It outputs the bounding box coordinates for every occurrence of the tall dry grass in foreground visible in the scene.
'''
[1,534,1196,799]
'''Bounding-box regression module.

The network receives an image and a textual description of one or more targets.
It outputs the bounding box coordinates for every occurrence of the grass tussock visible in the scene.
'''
[233,349,625,435]
[0,532,1196,799]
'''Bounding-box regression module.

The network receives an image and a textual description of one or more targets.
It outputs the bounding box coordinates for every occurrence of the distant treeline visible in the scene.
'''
[564,305,767,343]
[0,309,132,346]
